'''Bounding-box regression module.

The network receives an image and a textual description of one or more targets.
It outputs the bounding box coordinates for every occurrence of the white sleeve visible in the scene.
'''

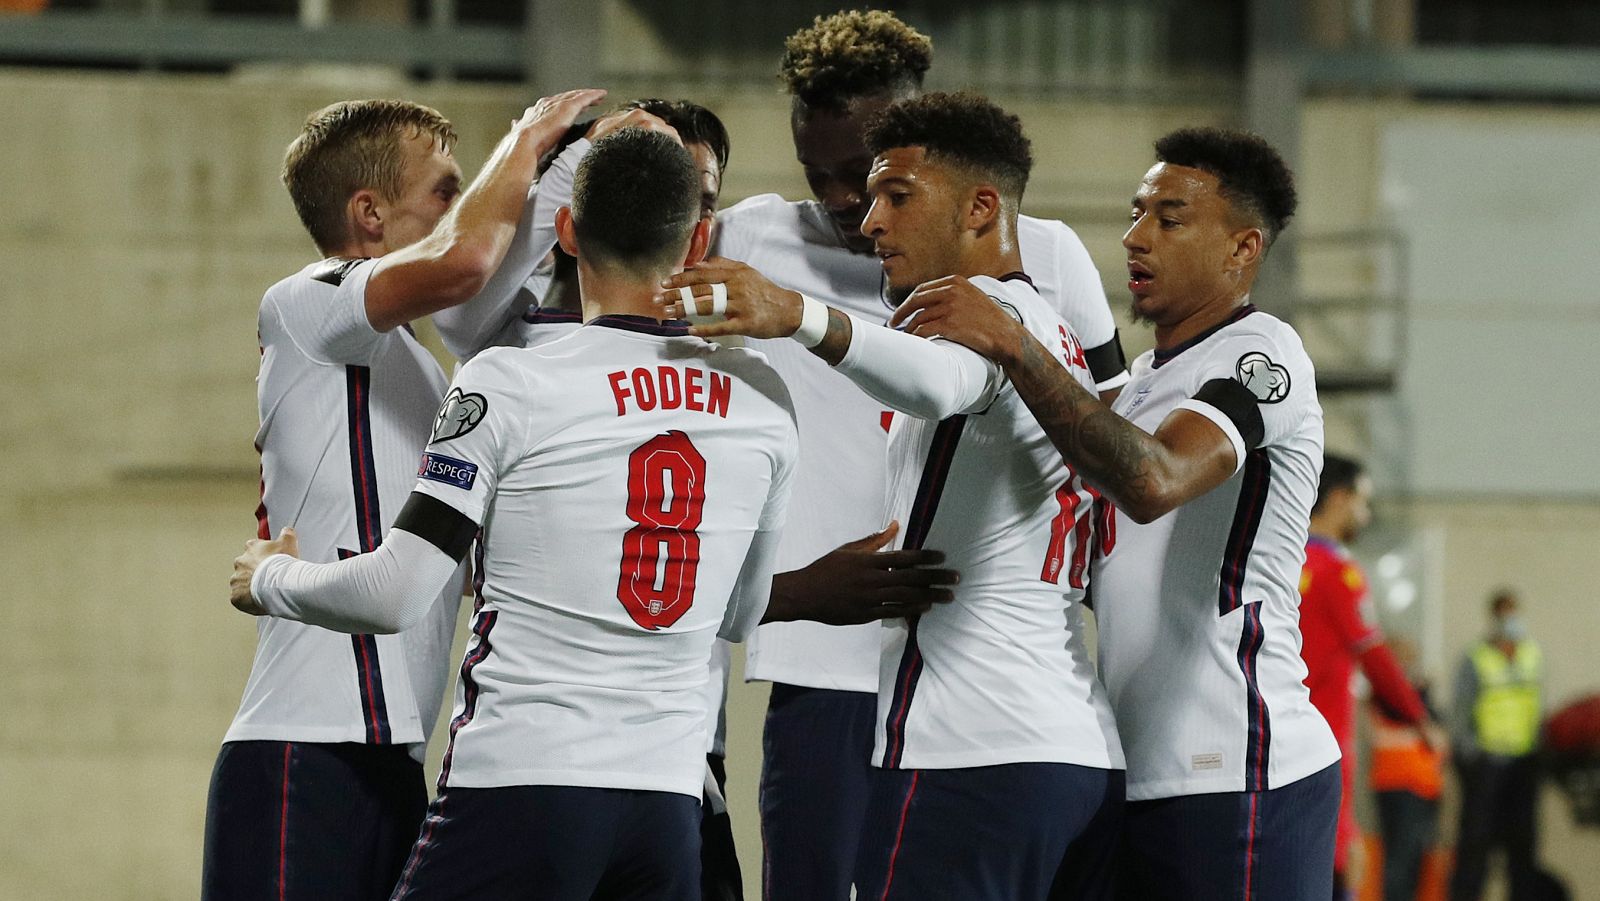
[432,138,590,359]
[269,258,385,366]
[720,414,797,641]
[251,529,457,633]
[1171,325,1317,473]
[833,314,1004,420]
[719,524,782,642]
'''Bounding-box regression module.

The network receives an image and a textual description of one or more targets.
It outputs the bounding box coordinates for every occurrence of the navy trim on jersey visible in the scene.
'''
[1192,377,1266,450]
[394,492,479,562]
[1084,331,1130,388]
[335,549,393,744]
[1152,304,1258,369]
[521,306,583,325]
[309,257,367,287]
[346,366,383,553]
[881,415,969,768]
[587,314,691,337]
[1218,450,1272,615]
[1220,449,1274,790]
[343,365,392,745]
[998,270,1037,290]
[438,539,494,790]
[1237,602,1273,793]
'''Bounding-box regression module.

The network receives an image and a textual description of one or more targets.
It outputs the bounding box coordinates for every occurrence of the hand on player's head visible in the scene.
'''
[888,275,1025,365]
[229,527,300,617]
[586,107,682,146]
[654,258,805,340]
[516,88,610,152]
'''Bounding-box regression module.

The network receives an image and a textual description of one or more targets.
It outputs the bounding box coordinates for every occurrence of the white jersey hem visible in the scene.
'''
[1124,747,1342,801]
[442,768,703,799]
[222,722,425,746]
[883,745,1125,772]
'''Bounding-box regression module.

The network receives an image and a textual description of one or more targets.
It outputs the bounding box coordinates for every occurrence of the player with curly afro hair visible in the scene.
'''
[777,9,933,254]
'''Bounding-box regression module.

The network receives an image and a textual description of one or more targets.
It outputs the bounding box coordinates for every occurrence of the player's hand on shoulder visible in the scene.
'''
[584,106,681,145]
[890,275,1027,366]
[229,527,300,616]
[515,88,610,153]
[655,258,806,341]
[766,521,959,626]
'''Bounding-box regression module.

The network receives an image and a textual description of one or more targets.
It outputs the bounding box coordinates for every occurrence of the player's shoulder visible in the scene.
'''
[1198,306,1316,389]
[456,344,539,391]
[717,193,797,228]
[262,258,371,311]
[968,273,1062,330]
[703,343,796,415]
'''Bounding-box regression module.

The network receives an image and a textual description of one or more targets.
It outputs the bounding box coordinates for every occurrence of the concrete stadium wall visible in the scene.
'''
[1,68,1595,899]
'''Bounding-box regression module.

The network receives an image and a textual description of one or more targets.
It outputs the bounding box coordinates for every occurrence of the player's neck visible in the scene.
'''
[959,233,1024,283]
[1153,288,1251,351]
[576,262,673,322]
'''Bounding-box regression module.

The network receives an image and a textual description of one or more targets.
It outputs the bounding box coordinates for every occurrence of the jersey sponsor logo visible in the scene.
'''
[431,389,487,443]
[1234,352,1291,403]
[419,452,479,490]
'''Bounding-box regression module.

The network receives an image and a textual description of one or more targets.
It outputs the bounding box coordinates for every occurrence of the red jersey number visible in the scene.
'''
[617,430,706,630]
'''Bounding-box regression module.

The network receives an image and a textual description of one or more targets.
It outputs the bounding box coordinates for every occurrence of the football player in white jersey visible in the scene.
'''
[889,127,1341,900]
[203,90,609,901]
[427,96,962,901]
[662,92,1125,901]
[702,13,1132,896]
[229,128,803,899]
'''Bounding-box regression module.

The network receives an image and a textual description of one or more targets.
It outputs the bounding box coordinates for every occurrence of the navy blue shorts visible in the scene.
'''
[758,684,877,900]
[202,740,427,901]
[701,753,743,901]
[1116,762,1340,901]
[854,761,1125,901]
[390,784,701,900]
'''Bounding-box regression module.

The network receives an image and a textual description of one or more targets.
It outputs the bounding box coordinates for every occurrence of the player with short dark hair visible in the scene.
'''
[230,127,800,899]
[205,89,607,901]
[1300,454,1436,898]
[886,126,1343,900]
[716,14,1131,895]
[662,91,1124,901]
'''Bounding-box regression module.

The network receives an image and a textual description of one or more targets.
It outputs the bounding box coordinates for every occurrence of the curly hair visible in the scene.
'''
[1154,127,1298,246]
[864,91,1032,200]
[282,99,457,253]
[779,9,932,112]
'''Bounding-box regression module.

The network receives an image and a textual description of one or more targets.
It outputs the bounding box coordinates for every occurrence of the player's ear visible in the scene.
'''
[350,189,384,242]
[1228,226,1264,272]
[554,206,579,258]
[966,184,1002,234]
[682,217,712,269]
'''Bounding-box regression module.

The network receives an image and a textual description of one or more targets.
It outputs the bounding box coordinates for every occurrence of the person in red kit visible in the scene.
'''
[1299,454,1439,900]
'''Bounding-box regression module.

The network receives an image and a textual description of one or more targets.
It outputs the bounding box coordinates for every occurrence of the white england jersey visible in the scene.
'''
[715,194,1127,693]
[412,316,797,797]
[228,258,464,755]
[867,275,1123,771]
[1093,304,1340,800]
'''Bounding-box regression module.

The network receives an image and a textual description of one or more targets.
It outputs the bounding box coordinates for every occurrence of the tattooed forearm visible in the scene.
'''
[811,306,855,366]
[1008,331,1167,517]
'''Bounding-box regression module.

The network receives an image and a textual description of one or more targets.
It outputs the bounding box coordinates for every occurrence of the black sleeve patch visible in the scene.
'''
[393,491,479,562]
[1084,331,1129,386]
[1193,378,1266,450]
[309,257,368,287]
[431,388,487,443]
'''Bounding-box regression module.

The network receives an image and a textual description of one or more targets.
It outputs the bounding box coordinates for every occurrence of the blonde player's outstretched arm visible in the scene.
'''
[361,88,608,333]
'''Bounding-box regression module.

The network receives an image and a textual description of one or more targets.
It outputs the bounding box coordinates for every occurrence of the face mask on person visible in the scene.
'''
[1497,615,1528,642]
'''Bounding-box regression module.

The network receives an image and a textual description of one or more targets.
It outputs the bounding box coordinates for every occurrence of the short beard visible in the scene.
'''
[889,282,915,307]
[1128,298,1153,325]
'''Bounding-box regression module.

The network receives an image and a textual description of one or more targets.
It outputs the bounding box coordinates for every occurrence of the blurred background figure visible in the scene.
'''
[1448,589,1544,901]
[1369,637,1445,901]
[1299,454,1436,899]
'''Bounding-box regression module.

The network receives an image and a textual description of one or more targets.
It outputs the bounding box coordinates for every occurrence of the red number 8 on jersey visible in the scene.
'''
[617,430,707,630]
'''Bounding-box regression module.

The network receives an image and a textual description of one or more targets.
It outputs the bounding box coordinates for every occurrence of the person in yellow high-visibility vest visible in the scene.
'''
[1448,589,1544,901]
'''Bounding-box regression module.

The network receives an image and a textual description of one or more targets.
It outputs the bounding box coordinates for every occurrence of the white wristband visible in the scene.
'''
[792,294,830,348]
